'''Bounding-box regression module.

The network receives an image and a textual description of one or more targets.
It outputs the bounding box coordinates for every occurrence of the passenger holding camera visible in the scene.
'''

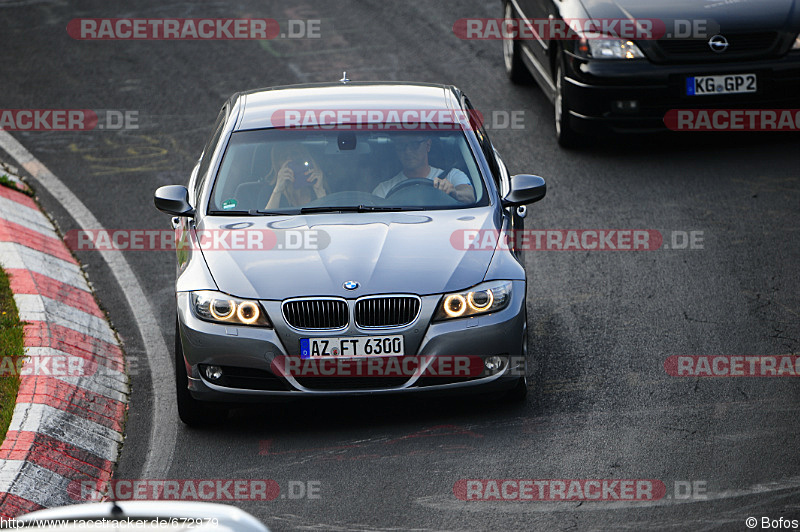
[265,144,326,209]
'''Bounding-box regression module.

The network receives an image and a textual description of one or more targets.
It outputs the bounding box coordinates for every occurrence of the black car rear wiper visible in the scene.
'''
[299,205,422,214]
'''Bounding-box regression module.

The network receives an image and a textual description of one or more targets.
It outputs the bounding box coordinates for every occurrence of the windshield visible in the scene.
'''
[208,127,489,214]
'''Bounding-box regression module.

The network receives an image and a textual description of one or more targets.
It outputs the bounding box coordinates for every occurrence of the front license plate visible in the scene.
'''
[300,335,404,359]
[686,74,757,96]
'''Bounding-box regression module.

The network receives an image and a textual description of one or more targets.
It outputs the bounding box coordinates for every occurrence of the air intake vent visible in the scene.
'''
[282,299,348,330]
[355,296,420,328]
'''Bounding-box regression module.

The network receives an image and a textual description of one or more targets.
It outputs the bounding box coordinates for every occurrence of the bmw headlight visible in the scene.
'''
[191,291,271,326]
[577,38,645,59]
[792,33,800,50]
[434,281,512,321]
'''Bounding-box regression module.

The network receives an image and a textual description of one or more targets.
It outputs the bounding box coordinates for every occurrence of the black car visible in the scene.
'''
[502,0,800,146]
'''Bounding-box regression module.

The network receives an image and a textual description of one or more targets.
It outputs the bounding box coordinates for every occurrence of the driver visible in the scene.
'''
[372,135,475,203]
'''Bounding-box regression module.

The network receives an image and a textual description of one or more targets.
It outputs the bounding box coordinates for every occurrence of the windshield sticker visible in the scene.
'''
[222,199,238,210]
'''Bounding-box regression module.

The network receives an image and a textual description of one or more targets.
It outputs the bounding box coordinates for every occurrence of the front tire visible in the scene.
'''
[554,55,583,149]
[505,375,528,402]
[503,2,533,84]
[504,311,529,403]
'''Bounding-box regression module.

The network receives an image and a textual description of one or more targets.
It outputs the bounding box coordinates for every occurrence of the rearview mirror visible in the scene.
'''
[154,185,194,217]
[502,174,546,207]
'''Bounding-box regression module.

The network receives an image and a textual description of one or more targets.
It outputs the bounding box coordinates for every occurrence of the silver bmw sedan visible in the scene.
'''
[154,82,546,425]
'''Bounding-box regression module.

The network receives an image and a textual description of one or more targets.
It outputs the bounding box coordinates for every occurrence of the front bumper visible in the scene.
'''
[176,281,527,401]
[563,52,800,134]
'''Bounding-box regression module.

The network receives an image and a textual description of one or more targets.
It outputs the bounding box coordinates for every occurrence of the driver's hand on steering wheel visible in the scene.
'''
[433,177,455,196]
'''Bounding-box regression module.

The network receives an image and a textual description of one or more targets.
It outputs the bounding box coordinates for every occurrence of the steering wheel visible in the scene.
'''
[385,178,436,198]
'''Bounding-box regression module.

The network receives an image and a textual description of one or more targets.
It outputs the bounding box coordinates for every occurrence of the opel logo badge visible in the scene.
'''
[343,280,359,290]
[708,35,729,53]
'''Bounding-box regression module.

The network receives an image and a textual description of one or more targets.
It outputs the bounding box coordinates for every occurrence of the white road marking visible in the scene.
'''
[0,130,176,480]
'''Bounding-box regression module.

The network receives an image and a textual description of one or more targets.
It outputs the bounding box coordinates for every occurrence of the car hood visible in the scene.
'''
[195,209,499,300]
[580,0,798,33]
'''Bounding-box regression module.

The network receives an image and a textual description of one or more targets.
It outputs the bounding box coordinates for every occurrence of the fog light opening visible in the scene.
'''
[204,365,223,381]
[484,355,508,375]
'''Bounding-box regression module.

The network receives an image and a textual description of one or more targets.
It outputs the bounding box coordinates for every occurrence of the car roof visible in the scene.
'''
[234,82,462,131]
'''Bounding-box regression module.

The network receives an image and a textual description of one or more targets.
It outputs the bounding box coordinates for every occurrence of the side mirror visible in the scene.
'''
[154,185,195,217]
[502,174,546,207]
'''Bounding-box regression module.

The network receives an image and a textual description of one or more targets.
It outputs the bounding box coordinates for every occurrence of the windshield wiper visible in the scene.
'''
[207,210,251,215]
[206,209,299,216]
[250,209,301,216]
[357,205,423,212]
[299,205,421,214]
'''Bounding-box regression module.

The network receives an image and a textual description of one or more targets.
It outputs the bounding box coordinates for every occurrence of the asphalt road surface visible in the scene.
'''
[2,0,799,530]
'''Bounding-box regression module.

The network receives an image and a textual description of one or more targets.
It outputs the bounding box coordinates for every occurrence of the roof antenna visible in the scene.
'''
[109,499,124,517]
[97,485,124,517]
[339,72,350,84]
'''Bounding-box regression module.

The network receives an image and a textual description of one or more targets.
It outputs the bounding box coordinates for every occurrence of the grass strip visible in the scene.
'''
[0,264,25,442]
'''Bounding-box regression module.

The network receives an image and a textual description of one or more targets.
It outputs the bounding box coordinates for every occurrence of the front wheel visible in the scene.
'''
[554,56,583,149]
[504,311,529,403]
[503,2,533,84]
[505,372,528,402]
